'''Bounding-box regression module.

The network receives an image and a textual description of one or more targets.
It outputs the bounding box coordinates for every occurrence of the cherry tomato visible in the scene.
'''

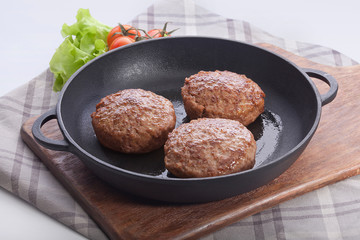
[147,29,169,38]
[107,24,140,47]
[147,22,178,39]
[109,36,135,50]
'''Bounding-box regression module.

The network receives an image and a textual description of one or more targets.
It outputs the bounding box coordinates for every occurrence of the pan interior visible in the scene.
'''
[60,37,319,178]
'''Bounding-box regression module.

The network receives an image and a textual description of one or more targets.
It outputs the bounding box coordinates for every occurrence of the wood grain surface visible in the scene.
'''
[21,44,360,240]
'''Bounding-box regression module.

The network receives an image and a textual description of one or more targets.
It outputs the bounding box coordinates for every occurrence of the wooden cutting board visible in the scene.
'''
[21,44,360,240]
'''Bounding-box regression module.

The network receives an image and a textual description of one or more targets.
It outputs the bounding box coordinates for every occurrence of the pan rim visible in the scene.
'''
[56,36,322,182]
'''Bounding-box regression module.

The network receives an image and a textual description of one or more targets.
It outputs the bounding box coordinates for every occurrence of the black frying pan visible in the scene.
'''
[32,37,338,203]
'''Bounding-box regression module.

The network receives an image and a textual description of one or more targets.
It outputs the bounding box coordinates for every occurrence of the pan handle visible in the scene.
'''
[302,68,338,106]
[32,108,70,152]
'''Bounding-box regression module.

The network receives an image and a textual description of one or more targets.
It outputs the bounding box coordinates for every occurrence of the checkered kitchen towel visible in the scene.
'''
[1,0,359,239]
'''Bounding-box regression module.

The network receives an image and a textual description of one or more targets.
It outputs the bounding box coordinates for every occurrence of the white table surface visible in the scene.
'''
[1,0,359,239]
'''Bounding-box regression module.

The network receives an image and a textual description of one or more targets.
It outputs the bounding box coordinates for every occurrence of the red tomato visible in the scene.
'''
[147,22,178,39]
[147,29,170,38]
[107,24,140,47]
[109,36,135,50]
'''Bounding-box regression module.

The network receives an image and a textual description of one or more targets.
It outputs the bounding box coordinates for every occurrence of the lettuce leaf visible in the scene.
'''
[49,8,111,92]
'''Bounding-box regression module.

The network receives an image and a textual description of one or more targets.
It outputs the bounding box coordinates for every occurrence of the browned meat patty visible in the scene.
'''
[164,118,256,178]
[181,70,265,126]
[91,89,176,154]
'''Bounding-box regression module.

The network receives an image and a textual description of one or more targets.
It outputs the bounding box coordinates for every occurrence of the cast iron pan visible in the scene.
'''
[32,37,338,203]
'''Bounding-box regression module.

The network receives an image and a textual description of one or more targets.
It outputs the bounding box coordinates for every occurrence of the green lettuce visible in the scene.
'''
[50,8,111,92]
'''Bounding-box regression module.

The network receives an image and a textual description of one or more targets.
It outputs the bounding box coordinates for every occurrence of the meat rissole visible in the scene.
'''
[181,70,265,126]
[164,118,256,178]
[91,89,176,154]
[91,70,263,178]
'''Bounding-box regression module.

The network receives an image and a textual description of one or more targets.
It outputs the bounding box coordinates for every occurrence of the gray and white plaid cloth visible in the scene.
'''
[1,0,359,239]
